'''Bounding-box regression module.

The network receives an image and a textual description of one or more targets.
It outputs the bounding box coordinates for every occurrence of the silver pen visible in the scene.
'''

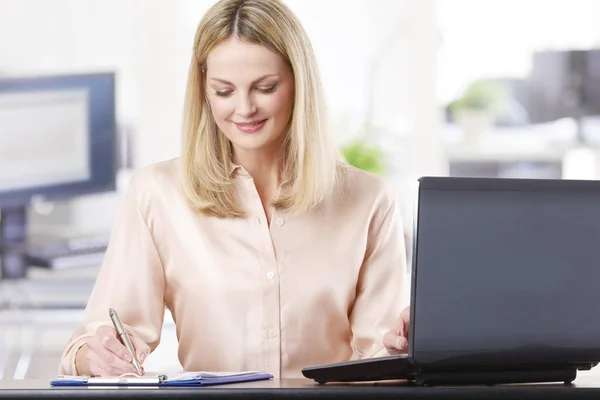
[109,308,143,375]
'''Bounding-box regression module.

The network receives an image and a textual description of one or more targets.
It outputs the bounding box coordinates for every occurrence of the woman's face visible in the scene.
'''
[205,38,295,156]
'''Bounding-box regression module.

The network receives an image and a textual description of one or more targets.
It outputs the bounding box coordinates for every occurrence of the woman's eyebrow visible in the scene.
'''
[209,74,279,85]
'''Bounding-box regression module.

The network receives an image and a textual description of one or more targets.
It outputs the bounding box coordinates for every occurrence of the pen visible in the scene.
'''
[109,308,143,376]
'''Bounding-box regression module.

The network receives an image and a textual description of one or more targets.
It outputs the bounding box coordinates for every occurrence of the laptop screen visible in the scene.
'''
[411,177,600,368]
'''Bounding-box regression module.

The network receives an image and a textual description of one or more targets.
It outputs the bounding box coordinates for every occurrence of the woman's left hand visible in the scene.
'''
[383,306,410,355]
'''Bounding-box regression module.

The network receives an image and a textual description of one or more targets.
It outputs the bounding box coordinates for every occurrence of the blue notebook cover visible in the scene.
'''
[162,371,274,386]
[51,371,274,387]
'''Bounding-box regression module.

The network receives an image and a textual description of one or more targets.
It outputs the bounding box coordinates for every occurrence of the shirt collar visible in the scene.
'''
[229,162,289,185]
[229,162,252,179]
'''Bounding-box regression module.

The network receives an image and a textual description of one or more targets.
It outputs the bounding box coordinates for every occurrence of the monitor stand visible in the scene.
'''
[0,206,28,279]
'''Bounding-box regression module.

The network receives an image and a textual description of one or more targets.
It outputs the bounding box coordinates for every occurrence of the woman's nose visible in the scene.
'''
[236,93,257,118]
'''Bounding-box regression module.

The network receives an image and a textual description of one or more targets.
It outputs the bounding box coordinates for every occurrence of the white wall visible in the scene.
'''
[437,0,600,103]
[0,0,442,235]
[0,0,190,169]
[0,0,137,129]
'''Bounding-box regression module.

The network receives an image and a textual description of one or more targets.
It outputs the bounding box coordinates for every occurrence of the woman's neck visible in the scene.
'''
[233,145,283,191]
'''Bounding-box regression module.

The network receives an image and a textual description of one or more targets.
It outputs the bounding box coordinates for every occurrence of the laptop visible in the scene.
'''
[302,176,600,385]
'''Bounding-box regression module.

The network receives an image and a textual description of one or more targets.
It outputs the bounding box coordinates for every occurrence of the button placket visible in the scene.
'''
[267,204,289,376]
[242,181,282,375]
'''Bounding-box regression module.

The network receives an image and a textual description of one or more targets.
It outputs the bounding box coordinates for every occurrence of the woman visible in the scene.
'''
[60,0,409,378]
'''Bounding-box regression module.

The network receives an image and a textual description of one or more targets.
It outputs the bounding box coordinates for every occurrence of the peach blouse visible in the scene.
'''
[59,158,407,378]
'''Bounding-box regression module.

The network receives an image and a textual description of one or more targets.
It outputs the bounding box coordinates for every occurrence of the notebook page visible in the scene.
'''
[166,371,261,382]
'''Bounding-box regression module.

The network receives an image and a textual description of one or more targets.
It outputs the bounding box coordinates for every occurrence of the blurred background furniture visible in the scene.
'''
[0,266,180,380]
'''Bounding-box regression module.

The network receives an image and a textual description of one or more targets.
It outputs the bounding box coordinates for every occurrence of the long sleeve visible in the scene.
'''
[349,196,407,360]
[59,177,166,375]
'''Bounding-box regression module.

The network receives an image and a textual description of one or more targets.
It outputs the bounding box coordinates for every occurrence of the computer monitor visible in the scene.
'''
[528,49,600,127]
[0,72,117,279]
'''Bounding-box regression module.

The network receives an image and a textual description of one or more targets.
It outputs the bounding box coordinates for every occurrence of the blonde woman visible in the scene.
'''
[60,0,410,378]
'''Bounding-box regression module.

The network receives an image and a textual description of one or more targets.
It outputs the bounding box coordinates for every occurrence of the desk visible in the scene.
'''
[2,377,600,399]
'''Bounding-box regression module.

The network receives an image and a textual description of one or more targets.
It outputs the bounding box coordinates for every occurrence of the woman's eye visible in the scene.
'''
[215,90,233,97]
[257,85,277,94]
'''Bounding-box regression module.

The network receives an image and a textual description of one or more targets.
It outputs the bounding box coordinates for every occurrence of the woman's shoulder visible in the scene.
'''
[123,157,183,208]
[128,157,181,192]
[334,164,397,212]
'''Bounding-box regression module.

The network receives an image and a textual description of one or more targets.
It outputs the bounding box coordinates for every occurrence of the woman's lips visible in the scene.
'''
[234,119,267,133]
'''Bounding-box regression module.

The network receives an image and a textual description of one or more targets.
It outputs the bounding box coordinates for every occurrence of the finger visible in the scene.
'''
[399,306,411,337]
[88,353,118,377]
[89,341,138,374]
[400,306,410,320]
[97,350,137,375]
[87,349,135,376]
[130,337,151,363]
[383,331,408,355]
[89,327,132,363]
[101,334,133,363]
[399,319,409,339]
[392,306,411,336]
[392,317,404,336]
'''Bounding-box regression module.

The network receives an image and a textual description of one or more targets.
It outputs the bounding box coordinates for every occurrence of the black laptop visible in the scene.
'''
[302,176,600,385]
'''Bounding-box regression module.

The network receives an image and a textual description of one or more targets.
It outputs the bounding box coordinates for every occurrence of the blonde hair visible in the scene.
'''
[181,0,344,218]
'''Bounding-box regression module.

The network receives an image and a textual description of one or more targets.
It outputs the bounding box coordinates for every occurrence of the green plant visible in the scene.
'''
[448,80,508,114]
[341,138,386,176]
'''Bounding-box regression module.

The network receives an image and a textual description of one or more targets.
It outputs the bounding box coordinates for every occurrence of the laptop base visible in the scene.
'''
[302,355,583,386]
[413,368,577,386]
[301,355,413,384]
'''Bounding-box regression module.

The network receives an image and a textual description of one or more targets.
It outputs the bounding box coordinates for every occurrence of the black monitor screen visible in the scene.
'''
[411,178,600,369]
[0,72,116,208]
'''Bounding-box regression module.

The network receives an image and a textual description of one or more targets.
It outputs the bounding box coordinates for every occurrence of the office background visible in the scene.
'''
[0,0,599,380]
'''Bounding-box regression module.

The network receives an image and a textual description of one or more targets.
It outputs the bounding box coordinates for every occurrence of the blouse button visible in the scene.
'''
[276,218,284,226]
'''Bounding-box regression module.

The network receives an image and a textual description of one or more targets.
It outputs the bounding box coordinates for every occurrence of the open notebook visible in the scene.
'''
[50,371,274,387]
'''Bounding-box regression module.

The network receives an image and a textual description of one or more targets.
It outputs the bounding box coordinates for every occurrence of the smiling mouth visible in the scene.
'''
[234,119,267,126]
[234,119,268,133]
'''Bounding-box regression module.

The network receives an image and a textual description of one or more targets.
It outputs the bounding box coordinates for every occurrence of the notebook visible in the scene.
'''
[50,371,274,387]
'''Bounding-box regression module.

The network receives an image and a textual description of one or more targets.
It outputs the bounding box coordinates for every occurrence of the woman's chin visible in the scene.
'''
[229,133,282,153]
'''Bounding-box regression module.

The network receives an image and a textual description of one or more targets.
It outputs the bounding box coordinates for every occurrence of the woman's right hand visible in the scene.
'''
[81,325,150,376]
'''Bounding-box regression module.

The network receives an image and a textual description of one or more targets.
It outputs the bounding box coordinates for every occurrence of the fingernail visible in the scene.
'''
[139,353,146,361]
[396,337,406,349]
